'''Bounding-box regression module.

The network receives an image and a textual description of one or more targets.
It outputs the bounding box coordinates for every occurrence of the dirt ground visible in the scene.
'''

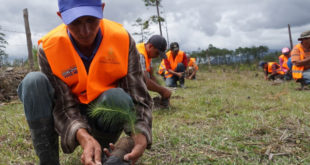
[0,67,28,102]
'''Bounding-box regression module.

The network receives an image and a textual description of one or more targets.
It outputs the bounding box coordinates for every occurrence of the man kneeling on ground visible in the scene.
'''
[137,35,172,108]
[17,0,152,164]
[259,61,284,80]
[186,57,198,80]
[291,30,310,87]
[164,42,188,88]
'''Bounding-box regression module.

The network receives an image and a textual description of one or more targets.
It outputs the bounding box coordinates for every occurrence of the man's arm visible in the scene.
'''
[293,58,310,67]
[291,46,310,67]
[182,52,188,69]
[119,34,153,146]
[164,59,183,78]
[144,69,171,99]
[139,54,171,99]
[118,33,153,163]
[188,68,197,80]
[270,64,279,77]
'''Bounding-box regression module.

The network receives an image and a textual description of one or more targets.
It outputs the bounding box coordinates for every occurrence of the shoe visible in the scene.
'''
[30,126,60,165]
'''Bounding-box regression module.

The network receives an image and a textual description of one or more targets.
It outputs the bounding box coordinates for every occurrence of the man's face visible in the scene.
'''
[302,38,310,48]
[148,45,161,58]
[67,16,100,47]
[263,64,268,69]
[172,49,179,56]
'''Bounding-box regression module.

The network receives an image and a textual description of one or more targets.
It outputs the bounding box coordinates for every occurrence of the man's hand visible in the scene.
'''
[124,133,147,165]
[176,72,183,78]
[76,128,102,165]
[161,88,172,99]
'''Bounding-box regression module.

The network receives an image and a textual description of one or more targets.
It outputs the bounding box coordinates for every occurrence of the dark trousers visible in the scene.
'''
[165,63,185,87]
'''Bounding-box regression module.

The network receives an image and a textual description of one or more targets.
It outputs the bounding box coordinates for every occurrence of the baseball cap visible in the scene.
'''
[259,61,266,68]
[58,0,103,25]
[298,30,310,41]
[170,42,179,52]
[281,47,290,55]
[147,35,167,58]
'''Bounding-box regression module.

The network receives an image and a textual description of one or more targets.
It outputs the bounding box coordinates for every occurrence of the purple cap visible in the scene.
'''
[58,0,103,25]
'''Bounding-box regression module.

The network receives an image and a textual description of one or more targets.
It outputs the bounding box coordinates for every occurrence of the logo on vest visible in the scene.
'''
[62,66,78,78]
[99,48,120,64]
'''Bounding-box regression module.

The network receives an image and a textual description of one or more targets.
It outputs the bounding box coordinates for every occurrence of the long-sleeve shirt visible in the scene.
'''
[38,33,153,153]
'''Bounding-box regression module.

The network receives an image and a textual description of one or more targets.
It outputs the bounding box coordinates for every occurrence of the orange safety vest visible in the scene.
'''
[188,58,198,70]
[265,62,284,75]
[279,54,289,71]
[164,50,185,78]
[158,59,166,75]
[39,19,129,104]
[136,43,152,73]
[292,44,305,80]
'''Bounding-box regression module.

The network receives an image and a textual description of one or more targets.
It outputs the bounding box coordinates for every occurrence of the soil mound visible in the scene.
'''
[0,67,28,102]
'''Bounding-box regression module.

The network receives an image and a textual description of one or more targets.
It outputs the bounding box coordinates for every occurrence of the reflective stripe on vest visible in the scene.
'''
[164,50,185,78]
[39,19,129,104]
[158,59,165,74]
[136,43,151,73]
[292,44,305,80]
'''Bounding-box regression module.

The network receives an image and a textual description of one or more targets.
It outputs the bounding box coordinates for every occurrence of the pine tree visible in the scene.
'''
[142,0,165,36]
[132,17,153,43]
[0,26,8,66]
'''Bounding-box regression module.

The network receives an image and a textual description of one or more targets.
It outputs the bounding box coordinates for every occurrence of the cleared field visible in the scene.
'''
[1,66,310,165]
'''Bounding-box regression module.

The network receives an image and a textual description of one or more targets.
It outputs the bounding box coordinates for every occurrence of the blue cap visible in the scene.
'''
[58,0,103,25]
[259,61,266,68]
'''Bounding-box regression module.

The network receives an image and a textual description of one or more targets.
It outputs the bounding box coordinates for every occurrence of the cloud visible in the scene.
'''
[1,0,310,58]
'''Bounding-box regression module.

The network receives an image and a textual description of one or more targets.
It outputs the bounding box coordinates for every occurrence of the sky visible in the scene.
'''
[1,0,310,59]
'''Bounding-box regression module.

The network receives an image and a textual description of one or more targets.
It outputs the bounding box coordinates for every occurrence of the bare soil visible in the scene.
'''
[0,67,28,102]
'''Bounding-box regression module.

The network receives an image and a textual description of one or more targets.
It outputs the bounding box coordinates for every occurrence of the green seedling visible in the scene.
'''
[89,103,136,165]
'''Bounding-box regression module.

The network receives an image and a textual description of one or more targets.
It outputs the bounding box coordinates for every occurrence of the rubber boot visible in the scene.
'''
[30,125,59,165]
